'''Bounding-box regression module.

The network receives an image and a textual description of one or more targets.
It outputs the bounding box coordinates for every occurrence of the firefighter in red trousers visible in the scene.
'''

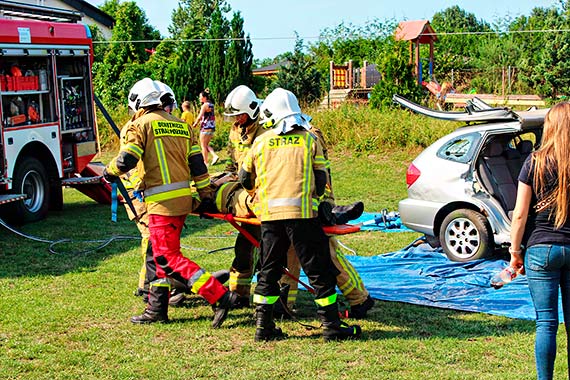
[104,78,238,327]
[239,87,362,341]
[123,81,227,307]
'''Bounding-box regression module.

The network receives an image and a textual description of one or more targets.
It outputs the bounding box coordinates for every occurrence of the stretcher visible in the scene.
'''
[202,212,361,294]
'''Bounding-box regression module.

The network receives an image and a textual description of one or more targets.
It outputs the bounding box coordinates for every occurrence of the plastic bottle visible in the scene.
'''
[39,69,47,91]
[490,267,518,289]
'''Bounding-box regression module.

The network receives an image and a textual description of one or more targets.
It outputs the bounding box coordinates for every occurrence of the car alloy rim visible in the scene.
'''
[444,217,480,259]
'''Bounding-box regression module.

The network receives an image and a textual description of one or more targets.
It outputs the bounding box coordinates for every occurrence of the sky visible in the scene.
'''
[87,0,559,59]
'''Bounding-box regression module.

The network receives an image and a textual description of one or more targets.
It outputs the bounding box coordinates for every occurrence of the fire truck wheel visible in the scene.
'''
[10,156,50,223]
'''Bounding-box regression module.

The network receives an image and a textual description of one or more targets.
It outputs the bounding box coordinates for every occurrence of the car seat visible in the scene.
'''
[478,141,517,217]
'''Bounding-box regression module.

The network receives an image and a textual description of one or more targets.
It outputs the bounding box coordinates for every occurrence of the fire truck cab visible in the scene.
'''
[0,7,105,223]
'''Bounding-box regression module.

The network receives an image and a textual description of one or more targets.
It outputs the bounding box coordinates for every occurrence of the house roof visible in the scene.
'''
[394,20,437,43]
[60,0,114,27]
[253,61,287,73]
[252,60,289,76]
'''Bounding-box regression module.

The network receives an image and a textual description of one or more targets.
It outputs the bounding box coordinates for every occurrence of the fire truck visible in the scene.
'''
[0,2,111,224]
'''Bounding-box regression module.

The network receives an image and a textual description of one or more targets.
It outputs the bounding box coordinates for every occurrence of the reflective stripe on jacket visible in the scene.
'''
[107,109,211,216]
[242,129,326,221]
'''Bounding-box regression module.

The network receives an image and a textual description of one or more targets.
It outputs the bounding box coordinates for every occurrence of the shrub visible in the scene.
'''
[309,104,457,153]
[95,104,458,155]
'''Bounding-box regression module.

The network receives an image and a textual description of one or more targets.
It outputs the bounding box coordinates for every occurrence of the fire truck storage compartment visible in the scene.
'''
[56,52,94,138]
[0,52,56,127]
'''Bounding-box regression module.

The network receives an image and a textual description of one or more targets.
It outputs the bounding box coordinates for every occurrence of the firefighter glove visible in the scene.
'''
[103,167,120,184]
[194,198,217,219]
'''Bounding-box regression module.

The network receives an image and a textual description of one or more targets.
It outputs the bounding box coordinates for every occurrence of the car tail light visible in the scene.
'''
[406,163,421,187]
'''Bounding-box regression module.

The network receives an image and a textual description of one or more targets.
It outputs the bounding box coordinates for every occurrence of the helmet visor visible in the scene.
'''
[223,104,243,117]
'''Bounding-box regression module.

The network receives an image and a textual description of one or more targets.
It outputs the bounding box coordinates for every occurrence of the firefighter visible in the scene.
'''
[222,85,373,319]
[239,88,362,341]
[218,85,267,307]
[280,117,374,319]
[103,78,238,327]
[123,81,226,307]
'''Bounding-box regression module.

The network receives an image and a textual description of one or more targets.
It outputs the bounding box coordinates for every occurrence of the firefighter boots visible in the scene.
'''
[318,303,362,341]
[348,295,375,319]
[333,201,364,225]
[131,282,170,324]
[254,304,286,342]
[233,296,251,309]
[212,269,230,285]
[318,201,336,226]
[212,290,238,328]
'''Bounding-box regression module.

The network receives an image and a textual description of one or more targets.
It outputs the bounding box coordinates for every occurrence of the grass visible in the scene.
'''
[0,108,565,379]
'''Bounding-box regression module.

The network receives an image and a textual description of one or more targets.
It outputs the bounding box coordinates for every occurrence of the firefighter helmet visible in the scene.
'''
[259,88,310,134]
[128,78,162,111]
[223,85,260,119]
[154,80,177,111]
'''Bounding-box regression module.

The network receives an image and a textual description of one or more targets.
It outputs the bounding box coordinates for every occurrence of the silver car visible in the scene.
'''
[394,95,549,262]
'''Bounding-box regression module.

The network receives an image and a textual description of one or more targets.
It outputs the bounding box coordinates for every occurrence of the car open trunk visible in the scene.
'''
[475,134,538,219]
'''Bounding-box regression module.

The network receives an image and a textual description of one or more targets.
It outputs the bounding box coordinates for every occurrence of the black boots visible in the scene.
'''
[233,296,250,309]
[318,201,337,226]
[319,201,365,225]
[212,269,230,285]
[254,304,286,342]
[131,282,170,324]
[212,291,238,328]
[318,303,362,341]
[333,201,364,225]
[130,308,169,324]
[348,295,375,319]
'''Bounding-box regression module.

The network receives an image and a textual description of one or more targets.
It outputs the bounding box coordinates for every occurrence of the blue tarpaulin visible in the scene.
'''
[301,244,564,321]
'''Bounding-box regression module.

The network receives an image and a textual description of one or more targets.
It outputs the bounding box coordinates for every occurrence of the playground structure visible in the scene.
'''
[320,60,380,108]
[322,20,437,109]
[394,20,437,85]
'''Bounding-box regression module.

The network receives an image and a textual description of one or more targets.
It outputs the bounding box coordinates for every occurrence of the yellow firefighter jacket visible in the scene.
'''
[106,108,212,216]
[241,129,327,221]
[225,119,267,173]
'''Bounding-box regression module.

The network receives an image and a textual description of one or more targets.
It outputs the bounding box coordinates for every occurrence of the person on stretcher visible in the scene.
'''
[205,85,374,319]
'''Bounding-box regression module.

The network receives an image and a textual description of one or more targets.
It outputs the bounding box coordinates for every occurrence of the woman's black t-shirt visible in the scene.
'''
[518,154,570,247]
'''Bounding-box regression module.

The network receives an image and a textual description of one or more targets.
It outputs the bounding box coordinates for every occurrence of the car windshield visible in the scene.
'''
[437,132,480,163]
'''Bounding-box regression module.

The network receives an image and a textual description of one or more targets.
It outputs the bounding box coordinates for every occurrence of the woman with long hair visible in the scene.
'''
[192,88,219,166]
[510,102,570,380]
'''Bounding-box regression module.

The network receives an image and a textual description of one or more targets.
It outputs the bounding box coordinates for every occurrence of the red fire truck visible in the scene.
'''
[0,4,110,223]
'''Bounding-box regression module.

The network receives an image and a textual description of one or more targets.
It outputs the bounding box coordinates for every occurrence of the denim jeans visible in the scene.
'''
[525,244,570,380]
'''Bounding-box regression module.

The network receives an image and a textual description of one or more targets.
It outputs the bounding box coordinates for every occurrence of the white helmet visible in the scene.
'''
[128,78,162,111]
[154,80,177,110]
[259,88,310,134]
[223,85,260,119]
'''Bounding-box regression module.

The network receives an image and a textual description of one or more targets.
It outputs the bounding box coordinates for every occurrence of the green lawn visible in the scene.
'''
[0,149,560,380]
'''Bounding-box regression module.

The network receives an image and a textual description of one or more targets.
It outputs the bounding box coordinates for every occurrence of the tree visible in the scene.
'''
[223,11,253,95]
[431,6,492,84]
[309,19,396,87]
[165,0,252,104]
[533,7,570,97]
[274,37,322,105]
[93,0,160,104]
[201,6,229,104]
[369,39,422,109]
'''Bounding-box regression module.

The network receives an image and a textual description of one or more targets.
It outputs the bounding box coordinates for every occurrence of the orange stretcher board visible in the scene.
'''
[202,213,361,249]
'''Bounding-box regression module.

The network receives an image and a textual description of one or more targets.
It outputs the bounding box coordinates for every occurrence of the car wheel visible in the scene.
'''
[439,209,493,262]
[8,156,50,223]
